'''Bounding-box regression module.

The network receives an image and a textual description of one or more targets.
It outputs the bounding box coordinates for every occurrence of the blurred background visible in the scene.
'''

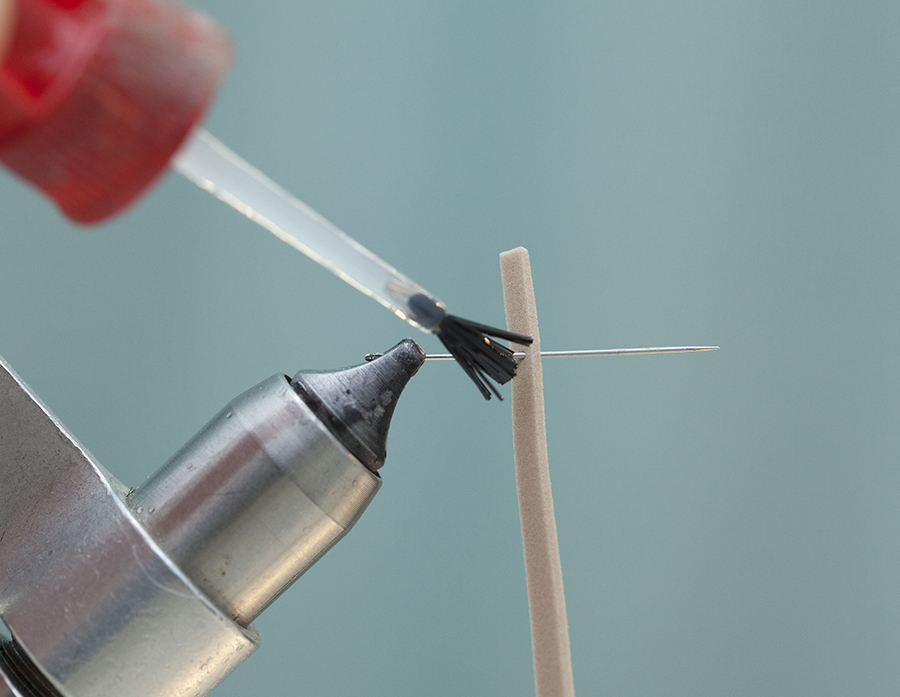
[2,1,899,695]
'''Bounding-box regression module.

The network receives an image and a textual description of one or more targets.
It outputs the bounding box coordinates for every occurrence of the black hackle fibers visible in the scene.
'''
[435,314,533,400]
[407,293,533,399]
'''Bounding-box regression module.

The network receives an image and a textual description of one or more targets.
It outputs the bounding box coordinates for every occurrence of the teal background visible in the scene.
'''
[2,1,899,695]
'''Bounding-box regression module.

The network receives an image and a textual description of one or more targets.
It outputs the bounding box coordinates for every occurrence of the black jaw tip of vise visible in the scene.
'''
[291,339,426,471]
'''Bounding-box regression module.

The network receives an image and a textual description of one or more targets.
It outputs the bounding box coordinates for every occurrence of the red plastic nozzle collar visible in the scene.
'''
[0,0,231,223]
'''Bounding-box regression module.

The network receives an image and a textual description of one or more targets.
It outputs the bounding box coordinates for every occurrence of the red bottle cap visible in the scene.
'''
[0,0,231,223]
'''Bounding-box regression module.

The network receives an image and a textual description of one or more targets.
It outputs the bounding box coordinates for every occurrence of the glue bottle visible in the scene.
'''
[0,0,230,223]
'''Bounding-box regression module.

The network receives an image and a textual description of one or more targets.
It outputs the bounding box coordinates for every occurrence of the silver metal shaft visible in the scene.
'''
[366,346,719,361]
[128,374,382,627]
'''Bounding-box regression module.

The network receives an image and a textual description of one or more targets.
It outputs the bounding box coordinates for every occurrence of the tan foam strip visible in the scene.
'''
[500,247,575,697]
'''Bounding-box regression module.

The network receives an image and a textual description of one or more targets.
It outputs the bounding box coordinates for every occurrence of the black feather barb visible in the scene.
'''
[435,314,533,400]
